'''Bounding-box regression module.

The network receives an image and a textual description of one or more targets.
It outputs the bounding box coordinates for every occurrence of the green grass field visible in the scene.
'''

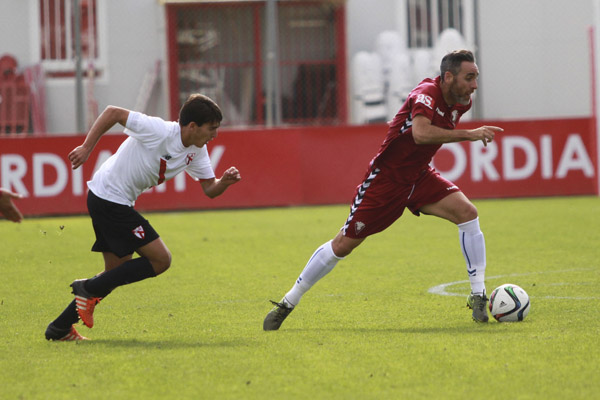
[1,196,599,399]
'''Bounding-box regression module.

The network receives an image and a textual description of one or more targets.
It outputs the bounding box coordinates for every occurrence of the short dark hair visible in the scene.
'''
[179,94,223,127]
[440,50,475,82]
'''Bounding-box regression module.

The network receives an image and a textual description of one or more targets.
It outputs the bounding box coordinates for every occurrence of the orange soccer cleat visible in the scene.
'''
[70,279,103,328]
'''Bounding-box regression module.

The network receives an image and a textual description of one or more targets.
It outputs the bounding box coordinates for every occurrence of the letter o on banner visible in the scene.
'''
[431,143,466,182]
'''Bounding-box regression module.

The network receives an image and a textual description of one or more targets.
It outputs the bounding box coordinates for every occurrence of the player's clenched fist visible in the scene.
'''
[68,145,92,170]
[221,166,241,185]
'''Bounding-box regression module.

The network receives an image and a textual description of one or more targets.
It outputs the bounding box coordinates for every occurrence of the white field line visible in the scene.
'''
[428,269,598,300]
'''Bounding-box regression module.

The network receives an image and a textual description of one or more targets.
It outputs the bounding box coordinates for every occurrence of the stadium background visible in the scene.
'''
[0,0,598,216]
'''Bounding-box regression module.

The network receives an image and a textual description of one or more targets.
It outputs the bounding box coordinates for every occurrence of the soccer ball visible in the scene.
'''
[489,283,530,322]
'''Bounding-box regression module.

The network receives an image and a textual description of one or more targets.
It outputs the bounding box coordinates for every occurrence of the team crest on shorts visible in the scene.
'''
[132,225,145,239]
[355,221,366,235]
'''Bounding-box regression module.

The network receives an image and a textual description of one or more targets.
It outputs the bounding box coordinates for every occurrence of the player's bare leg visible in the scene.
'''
[264,232,364,331]
[135,238,172,275]
[331,232,365,258]
[103,252,133,271]
[420,192,489,322]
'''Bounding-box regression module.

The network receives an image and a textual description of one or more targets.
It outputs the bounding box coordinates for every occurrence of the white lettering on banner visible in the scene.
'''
[72,165,84,195]
[1,150,124,198]
[2,153,83,197]
[471,141,500,182]
[154,182,167,193]
[433,134,595,182]
[33,153,68,197]
[0,145,228,200]
[556,134,595,178]
[502,136,538,181]
[1,154,29,196]
[540,135,553,179]
[434,143,466,182]
[174,172,186,191]
[210,145,225,170]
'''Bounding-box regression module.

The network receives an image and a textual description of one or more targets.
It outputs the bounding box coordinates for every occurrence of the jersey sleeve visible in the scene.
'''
[185,145,216,181]
[124,111,172,149]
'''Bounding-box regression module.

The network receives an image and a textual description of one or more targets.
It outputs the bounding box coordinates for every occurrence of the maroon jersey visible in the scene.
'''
[369,76,471,184]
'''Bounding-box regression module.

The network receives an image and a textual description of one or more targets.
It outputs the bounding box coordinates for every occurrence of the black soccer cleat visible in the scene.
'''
[263,299,294,331]
[467,293,489,323]
[45,322,88,341]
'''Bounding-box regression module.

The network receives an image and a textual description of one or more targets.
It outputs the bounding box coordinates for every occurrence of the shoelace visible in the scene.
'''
[269,300,291,320]
[475,295,488,311]
[270,300,287,309]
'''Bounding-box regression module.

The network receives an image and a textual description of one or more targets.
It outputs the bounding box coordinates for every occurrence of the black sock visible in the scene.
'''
[51,300,79,330]
[84,257,157,297]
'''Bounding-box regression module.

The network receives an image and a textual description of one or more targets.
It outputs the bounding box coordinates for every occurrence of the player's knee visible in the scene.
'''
[331,235,362,258]
[332,243,353,258]
[457,202,478,223]
[151,250,172,275]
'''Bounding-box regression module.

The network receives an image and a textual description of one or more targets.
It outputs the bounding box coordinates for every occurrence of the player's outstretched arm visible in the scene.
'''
[0,188,24,223]
[412,115,503,146]
[200,166,242,198]
[68,106,130,170]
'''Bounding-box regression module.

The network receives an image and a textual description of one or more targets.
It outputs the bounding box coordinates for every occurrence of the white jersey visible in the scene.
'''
[87,111,215,206]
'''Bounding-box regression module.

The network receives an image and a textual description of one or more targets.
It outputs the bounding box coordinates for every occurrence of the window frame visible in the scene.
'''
[30,0,108,79]
[402,0,475,49]
[165,1,347,126]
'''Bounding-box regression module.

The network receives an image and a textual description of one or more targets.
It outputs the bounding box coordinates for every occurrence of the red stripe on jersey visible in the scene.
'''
[158,158,167,185]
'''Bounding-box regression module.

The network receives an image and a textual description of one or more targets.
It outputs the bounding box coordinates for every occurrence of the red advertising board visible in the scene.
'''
[0,117,597,217]
[435,117,598,198]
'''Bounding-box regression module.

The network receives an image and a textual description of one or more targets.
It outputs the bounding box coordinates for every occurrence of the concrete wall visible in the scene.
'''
[478,0,593,119]
[0,1,32,64]
[346,0,397,54]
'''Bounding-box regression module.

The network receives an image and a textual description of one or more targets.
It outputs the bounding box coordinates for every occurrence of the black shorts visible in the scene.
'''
[87,190,159,257]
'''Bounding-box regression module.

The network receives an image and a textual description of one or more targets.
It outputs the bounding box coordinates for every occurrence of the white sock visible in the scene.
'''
[458,217,486,295]
[284,240,343,307]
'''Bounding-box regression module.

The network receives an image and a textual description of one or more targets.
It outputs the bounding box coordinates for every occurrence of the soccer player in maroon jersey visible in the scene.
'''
[264,50,503,329]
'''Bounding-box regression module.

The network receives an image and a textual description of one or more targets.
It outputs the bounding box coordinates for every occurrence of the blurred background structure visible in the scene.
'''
[0,0,595,134]
[0,0,598,217]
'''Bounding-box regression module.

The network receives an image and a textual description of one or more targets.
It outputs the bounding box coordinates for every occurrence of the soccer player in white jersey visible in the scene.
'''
[46,94,241,341]
[263,50,503,330]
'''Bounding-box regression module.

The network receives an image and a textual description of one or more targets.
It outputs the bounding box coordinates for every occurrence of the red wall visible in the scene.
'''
[0,117,597,217]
